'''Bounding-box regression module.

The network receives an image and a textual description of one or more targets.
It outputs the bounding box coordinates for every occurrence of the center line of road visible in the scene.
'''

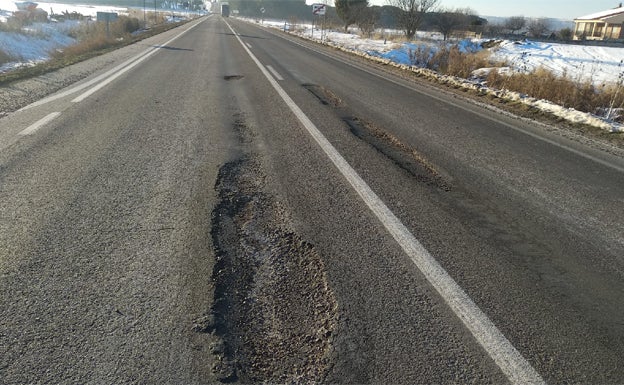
[19,112,61,136]
[225,20,546,385]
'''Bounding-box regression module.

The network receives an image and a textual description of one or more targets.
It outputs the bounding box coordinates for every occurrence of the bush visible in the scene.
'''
[443,47,491,78]
[558,28,573,42]
[0,17,28,32]
[51,35,116,61]
[0,49,14,65]
[118,16,141,34]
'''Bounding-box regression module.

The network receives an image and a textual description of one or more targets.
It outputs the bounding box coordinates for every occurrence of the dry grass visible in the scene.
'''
[371,31,406,43]
[50,15,150,62]
[0,17,186,85]
[396,37,624,121]
[406,44,493,79]
[485,67,624,120]
[51,35,116,60]
[444,49,492,78]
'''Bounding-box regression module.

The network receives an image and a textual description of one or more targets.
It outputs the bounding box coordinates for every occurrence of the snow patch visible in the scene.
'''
[258,18,624,133]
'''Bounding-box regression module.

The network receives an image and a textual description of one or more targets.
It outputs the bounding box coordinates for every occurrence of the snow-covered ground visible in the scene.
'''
[1,2,623,132]
[275,20,624,87]
[0,0,128,71]
[490,40,624,87]
[262,19,624,132]
[0,0,126,21]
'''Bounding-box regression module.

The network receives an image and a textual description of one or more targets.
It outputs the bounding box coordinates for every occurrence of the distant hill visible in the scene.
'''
[485,15,574,31]
[38,0,147,7]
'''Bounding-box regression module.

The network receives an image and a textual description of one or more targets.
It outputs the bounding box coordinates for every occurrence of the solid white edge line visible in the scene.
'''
[18,112,61,135]
[266,65,284,81]
[224,19,546,385]
[264,28,624,175]
[72,20,204,103]
[19,18,207,112]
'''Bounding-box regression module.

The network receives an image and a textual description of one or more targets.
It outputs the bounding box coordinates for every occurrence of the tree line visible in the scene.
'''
[224,0,573,41]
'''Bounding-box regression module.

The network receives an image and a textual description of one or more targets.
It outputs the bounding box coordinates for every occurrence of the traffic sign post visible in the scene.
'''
[311,3,327,41]
[97,12,118,39]
[311,3,326,16]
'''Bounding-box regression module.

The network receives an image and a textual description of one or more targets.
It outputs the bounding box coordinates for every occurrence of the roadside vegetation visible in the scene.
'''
[392,40,624,123]
[1,0,622,127]
[485,67,624,122]
[0,10,185,85]
[325,0,624,125]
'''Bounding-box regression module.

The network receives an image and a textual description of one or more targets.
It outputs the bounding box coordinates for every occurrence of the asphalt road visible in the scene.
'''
[1,16,623,384]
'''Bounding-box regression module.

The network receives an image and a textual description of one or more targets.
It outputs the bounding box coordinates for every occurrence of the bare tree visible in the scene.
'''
[335,0,369,32]
[504,16,526,35]
[527,18,551,38]
[389,0,439,39]
[485,23,505,38]
[558,27,573,41]
[357,6,380,37]
[434,8,471,40]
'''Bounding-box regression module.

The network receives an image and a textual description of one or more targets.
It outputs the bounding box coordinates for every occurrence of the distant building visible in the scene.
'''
[13,2,48,22]
[574,5,624,40]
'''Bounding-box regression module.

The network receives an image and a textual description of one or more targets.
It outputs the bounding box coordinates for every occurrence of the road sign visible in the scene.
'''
[312,3,326,16]
[96,12,118,22]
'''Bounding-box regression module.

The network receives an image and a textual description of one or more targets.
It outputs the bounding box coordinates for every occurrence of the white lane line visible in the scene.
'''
[246,42,252,49]
[271,30,624,175]
[224,20,546,385]
[18,112,61,136]
[18,19,205,111]
[72,21,203,103]
[266,65,284,81]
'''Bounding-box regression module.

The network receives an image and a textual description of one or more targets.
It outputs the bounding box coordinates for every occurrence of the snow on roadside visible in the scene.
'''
[0,21,77,72]
[489,40,624,87]
[259,18,623,133]
[0,0,129,72]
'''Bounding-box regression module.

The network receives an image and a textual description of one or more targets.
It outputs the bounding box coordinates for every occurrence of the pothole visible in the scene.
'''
[224,75,244,81]
[198,155,338,384]
[303,83,344,108]
[345,117,452,191]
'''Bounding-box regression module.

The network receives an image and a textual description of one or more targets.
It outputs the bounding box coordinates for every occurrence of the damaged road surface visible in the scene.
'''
[204,157,337,383]
[2,14,624,385]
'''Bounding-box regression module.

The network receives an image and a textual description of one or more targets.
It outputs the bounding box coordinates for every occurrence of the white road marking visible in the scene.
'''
[18,112,61,136]
[271,30,624,175]
[246,42,252,49]
[18,19,205,110]
[73,21,203,103]
[266,65,284,81]
[224,20,546,385]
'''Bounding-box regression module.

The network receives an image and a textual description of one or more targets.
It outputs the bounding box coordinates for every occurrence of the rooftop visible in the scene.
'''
[576,6,624,20]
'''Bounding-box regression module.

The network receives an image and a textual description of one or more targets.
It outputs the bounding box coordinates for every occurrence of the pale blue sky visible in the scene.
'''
[369,0,623,20]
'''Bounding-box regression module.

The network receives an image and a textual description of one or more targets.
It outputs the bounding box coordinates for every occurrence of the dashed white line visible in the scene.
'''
[224,20,546,385]
[266,65,284,81]
[246,42,252,49]
[18,112,61,136]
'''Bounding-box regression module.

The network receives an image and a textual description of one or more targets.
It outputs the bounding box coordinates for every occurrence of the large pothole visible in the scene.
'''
[199,156,338,383]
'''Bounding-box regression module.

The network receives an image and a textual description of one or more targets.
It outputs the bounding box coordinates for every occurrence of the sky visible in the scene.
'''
[368,0,623,20]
